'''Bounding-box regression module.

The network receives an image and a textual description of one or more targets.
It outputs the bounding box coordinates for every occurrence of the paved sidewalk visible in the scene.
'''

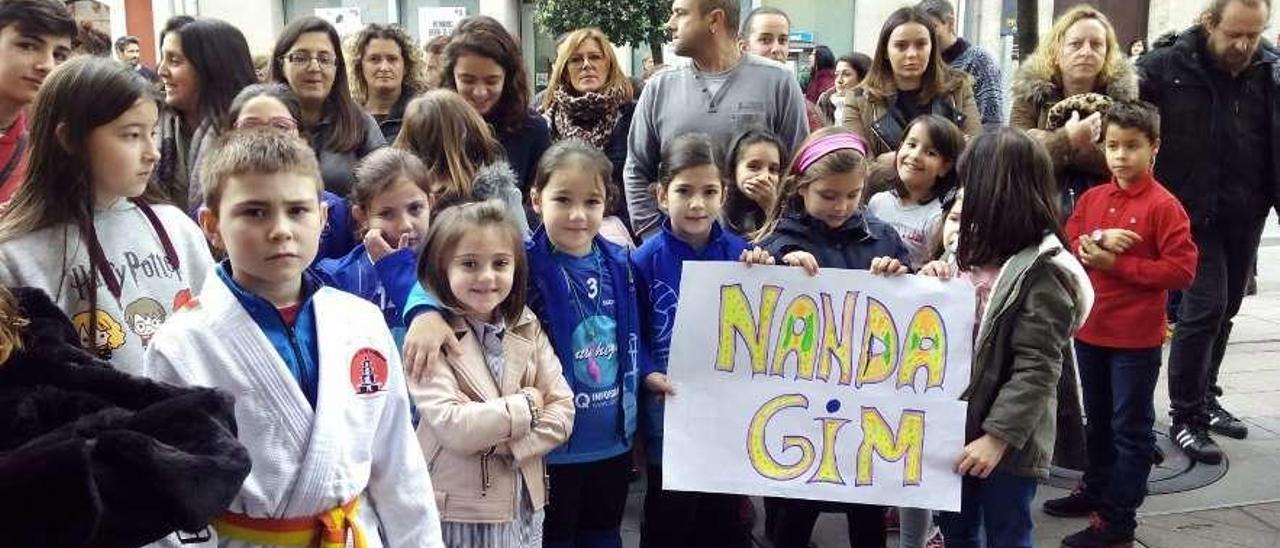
[618,233,1280,548]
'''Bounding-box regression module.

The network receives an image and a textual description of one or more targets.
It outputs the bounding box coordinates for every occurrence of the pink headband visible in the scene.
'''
[791,133,869,175]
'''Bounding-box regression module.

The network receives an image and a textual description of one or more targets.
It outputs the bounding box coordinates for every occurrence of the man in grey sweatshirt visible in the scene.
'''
[624,0,809,240]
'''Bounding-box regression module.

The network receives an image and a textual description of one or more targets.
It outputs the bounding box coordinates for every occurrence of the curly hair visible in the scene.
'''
[347,23,428,106]
[1023,5,1127,92]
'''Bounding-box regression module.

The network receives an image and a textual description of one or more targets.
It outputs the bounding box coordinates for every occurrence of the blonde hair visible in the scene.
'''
[0,288,29,366]
[539,28,633,111]
[753,127,869,243]
[72,309,126,351]
[393,89,502,204]
[1025,5,1127,91]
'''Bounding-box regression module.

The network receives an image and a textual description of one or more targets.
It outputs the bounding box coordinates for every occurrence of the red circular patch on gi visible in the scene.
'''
[350,348,389,395]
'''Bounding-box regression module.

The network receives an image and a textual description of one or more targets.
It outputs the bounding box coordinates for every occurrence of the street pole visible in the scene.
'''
[1016,0,1038,61]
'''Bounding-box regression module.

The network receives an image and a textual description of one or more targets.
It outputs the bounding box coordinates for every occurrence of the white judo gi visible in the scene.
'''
[144,273,444,547]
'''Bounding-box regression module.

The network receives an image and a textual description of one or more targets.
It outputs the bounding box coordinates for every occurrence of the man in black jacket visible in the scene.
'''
[1136,0,1278,465]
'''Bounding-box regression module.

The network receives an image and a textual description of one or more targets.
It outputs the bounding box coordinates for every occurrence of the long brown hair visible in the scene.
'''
[0,57,155,355]
[859,6,962,103]
[753,127,868,243]
[955,128,1063,269]
[393,89,502,203]
[539,28,633,112]
[439,16,531,135]
[270,16,368,153]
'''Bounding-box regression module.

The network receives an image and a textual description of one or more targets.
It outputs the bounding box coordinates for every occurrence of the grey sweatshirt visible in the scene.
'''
[624,54,809,239]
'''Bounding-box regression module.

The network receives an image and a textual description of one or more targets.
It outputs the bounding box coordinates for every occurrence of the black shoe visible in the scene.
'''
[1171,423,1223,465]
[1043,487,1100,517]
[1207,401,1249,439]
[1061,513,1136,547]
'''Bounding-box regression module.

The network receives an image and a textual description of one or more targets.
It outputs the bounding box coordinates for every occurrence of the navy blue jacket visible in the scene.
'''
[631,220,750,463]
[315,245,417,346]
[526,227,644,464]
[495,111,552,196]
[759,209,912,271]
[217,263,323,407]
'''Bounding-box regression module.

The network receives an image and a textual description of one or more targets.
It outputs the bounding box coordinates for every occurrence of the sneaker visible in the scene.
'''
[1061,513,1136,547]
[1043,487,1100,517]
[1207,401,1249,439]
[1171,422,1223,465]
[924,528,945,548]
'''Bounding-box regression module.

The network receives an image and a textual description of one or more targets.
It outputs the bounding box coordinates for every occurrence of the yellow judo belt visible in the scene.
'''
[213,498,367,547]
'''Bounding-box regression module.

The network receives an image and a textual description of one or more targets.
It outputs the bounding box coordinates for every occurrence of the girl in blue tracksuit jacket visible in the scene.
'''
[316,148,430,346]
[631,133,773,548]
[524,140,647,548]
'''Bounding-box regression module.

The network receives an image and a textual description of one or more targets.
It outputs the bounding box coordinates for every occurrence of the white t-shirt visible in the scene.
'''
[0,200,213,375]
[865,191,943,267]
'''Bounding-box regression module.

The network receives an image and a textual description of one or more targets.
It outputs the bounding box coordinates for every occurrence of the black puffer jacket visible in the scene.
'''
[0,288,251,548]
[1137,26,1280,227]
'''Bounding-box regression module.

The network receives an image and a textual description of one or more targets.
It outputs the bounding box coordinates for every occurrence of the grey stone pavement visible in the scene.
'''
[618,214,1280,547]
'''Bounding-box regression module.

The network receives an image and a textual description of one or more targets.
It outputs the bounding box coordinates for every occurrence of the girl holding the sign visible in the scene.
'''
[919,128,1094,548]
[630,133,773,548]
[754,126,912,548]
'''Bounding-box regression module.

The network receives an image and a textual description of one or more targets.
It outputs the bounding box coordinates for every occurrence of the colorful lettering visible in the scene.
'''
[856,407,925,486]
[770,294,820,379]
[747,394,815,481]
[716,284,782,374]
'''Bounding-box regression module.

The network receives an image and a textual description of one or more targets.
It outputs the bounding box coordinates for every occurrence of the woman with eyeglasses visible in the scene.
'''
[271,16,386,197]
[221,83,358,261]
[537,27,636,244]
[154,16,257,213]
[439,16,551,197]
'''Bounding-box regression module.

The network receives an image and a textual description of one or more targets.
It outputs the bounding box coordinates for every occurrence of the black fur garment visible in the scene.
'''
[0,287,251,548]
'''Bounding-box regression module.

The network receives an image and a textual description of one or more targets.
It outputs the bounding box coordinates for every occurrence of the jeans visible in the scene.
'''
[1077,341,1162,534]
[1168,218,1264,425]
[936,471,1038,548]
[898,507,934,548]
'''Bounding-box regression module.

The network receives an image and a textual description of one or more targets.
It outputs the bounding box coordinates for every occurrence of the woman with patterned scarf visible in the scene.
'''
[539,27,637,245]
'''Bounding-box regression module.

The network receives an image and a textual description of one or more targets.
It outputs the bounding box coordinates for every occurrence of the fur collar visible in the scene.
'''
[1009,56,1139,108]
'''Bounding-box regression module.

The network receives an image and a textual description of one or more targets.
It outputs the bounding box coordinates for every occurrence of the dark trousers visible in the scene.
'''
[639,466,750,548]
[936,471,1038,548]
[774,500,886,548]
[1168,218,1265,425]
[1077,341,1162,534]
[544,452,631,548]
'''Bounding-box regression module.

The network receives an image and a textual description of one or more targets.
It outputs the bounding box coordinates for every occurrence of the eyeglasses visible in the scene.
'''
[283,51,337,68]
[234,116,299,132]
[568,52,607,69]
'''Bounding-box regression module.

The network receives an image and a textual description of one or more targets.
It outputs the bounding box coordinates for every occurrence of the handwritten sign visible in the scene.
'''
[662,263,975,512]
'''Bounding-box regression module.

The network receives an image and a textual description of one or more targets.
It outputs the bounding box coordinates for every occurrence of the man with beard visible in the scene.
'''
[624,0,808,240]
[1137,0,1278,464]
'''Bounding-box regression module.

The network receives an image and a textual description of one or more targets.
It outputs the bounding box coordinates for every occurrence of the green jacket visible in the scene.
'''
[962,235,1094,478]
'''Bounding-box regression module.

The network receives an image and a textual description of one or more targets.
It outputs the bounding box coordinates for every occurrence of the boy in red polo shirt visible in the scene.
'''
[0,0,75,203]
[1055,99,1198,547]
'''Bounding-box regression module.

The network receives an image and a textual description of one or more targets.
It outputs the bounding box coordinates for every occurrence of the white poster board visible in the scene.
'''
[418,6,467,41]
[662,263,975,512]
[314,7,362,37]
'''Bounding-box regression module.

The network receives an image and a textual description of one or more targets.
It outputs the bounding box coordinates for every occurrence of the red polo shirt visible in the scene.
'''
[1065,171,1199,349]
[0,113,29,204]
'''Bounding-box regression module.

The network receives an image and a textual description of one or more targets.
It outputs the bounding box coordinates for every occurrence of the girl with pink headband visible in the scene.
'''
[753,126,912,547]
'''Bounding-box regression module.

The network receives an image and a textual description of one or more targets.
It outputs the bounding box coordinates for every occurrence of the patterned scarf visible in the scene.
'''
[549,88,624,149]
